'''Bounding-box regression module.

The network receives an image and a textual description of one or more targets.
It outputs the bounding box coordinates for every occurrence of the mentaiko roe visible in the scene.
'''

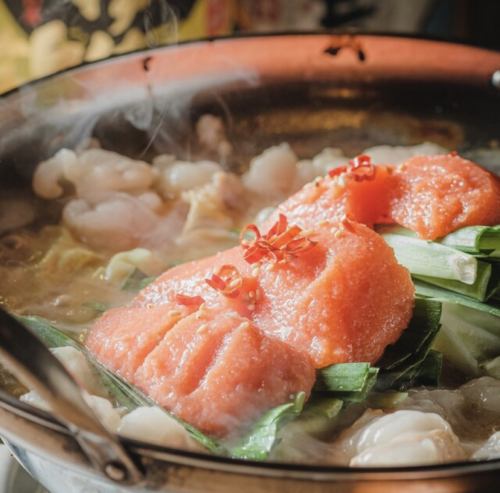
[86,220,414,434]
[390,154,500,240]
[273,164,395,229]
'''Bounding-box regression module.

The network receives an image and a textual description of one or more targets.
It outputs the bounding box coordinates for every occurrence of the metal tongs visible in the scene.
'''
[0,309,143,485]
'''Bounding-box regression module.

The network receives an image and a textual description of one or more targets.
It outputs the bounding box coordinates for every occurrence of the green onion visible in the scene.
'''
[315,363,378,402]
[381,232,478,284]
[317,362,372,392]
[440,225,500,255]
[379,225,500,301]
[350,368,378,402]
[414,280,500,318]
[230,392,305,460]
[414,260,492,301]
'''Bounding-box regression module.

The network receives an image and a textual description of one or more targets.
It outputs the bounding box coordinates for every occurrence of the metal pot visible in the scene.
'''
[0,34,499,493]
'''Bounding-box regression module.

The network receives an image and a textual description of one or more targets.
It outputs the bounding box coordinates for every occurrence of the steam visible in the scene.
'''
[0,58,259,178]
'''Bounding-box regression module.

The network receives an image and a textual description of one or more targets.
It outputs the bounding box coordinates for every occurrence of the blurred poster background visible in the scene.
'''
[0,0,498,94]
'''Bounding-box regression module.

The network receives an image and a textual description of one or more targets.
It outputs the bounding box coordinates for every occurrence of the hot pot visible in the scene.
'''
[0,34,499,493]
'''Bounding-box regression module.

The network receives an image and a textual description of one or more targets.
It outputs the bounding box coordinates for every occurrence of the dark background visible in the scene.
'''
[7,0,500,49]
[320,0,500,50]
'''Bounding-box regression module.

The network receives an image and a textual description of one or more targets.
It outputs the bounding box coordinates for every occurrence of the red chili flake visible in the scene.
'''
[267,213,288,237]
[206,264,243,298]
[240,224,261,246]
[327,165,348,178]
[349,154,371,168]
[328,154,376,183]
[240,214,317,265]
[175,293,205,307]
[286,236,317,253]
[449,150,458,157]
[348,154,376,182]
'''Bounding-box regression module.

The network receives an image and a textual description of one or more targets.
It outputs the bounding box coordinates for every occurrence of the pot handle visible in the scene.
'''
[0,309,143,485]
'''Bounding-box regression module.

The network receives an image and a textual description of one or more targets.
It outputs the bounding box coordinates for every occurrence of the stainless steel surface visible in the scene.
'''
[0,446,47,493]
[0,310,143,486]
[0,34,499,492]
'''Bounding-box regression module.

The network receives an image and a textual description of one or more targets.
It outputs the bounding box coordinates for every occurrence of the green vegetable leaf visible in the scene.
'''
[18,315,80,349]
[289,397,343,437]
[315,363,379,402]
[317,363,371,392]
[376,299,442,390]
[174,419,221,454]
[433,303,500,377]
[90,359,152,410]
[410,349,443,387]
[17,315,151,410]
[377,299,441,370]
[230,392,305,460]
[440,225,500,255]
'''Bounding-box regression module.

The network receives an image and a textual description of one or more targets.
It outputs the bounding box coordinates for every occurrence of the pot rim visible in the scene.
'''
[1,30,499,99]
[2,390,500,480]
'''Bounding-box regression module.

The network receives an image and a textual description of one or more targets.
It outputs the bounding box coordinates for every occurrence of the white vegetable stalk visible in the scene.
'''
[433,304,500,376]
[104,248,166,284]
[382,233,478,285]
